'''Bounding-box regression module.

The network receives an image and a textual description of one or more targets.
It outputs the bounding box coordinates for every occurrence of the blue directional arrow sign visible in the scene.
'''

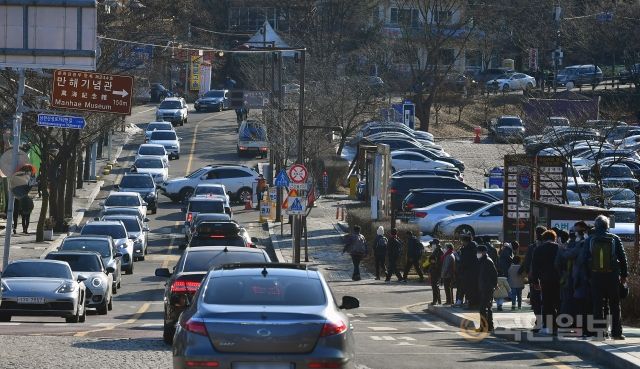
[37,114,86,129]
[274,169,290,187]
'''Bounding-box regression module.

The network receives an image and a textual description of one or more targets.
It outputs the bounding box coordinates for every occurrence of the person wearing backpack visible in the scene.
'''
[372,226,388,280]
[587,215,628,340]
[402,231,424,283]
[343,225,368,281]
[385,228,404,282]
[428,239,444,304]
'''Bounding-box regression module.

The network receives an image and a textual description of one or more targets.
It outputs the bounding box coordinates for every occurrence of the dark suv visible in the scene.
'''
[402,189,499,211]
[186,221,256,248]
[555,65,603,87]
[390,175,474,210]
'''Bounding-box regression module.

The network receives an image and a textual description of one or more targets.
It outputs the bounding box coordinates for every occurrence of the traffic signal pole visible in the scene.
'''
[293,49,306,264]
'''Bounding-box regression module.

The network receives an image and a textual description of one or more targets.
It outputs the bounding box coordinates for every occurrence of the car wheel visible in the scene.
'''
[151,206,157,214]
[502,84,510,92]
[455,225,475,240]
[175,154,180,160]
[112,283,118,294]
[127,263,134,275]
[139,255,145,261]
[163,322,175,345]
[117,279,121,289]
[108,296,113,311]
[237,187,253,203]
[179,187,194,202]
[0,314,11,322]
[97,298,108,315]
[79,300,87,323]
[218,103,224,112]
[526,83,534,90]
[66,301,81,323]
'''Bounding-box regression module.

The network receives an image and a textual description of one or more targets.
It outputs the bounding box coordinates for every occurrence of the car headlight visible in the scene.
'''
[91,277,103,288]
[170,145,178,149]
[0,281,8,292]
[57,282,77,293]
[174,111,181,116]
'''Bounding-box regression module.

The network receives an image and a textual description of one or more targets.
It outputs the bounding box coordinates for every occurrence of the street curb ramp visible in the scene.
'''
[427,304,640,369]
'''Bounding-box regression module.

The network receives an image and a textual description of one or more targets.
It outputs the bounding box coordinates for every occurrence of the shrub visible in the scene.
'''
[319,156,349,193]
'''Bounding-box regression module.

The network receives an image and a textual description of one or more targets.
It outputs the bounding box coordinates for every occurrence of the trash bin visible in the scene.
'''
[349,175,359,199]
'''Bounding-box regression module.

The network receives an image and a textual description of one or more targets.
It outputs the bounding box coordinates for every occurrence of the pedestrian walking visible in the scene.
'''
[19,195,34,234]
[497,242,513,277]
[385,228,403,282]
[402,231,424,282]
[256,174,266,209]
[342,225,368,281]
[477,245,498,332]
[494,276,511,311]
[555,231,578,324]
[532,230,561,335]
[458,234,479,308]
[586,215,628,340]
[372,226,388,280]
[519,225,547,332]
[440,243,456,305]
[508,256,525,309]
[12,197,21,235]
[429,239,444,304]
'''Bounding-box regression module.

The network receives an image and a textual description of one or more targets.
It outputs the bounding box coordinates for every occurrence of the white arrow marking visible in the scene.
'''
[113,89,129,97]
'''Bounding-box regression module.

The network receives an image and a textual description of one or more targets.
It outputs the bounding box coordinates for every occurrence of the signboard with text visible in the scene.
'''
[503,154,533,247]
[37,114,86,129]
[51,70,133,115]
[536,156,567,204]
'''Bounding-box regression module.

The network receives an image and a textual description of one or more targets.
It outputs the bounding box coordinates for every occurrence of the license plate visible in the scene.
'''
[17,297,45,304]
[233,363,292,369]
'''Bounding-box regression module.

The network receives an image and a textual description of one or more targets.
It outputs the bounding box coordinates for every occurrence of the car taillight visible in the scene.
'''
[239,146,247,150]
[186,361,219,368]
[186,213,193,222]
[414,211,427,218]
[208,234,225,239]
[405,203,415,209]
[390,188,398,194]
[171,280,200,293]
[182,318,208,336]
[260,147,268,151]
[319,319,348,337]
[308,362,342,369]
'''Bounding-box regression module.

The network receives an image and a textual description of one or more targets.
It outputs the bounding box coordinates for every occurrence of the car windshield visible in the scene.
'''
[203,275,326,306]
[195,186,225,196]
[183,251,266,272]
[601,166,632,178]
[147,123,172,132]
[61,239,111,257]
[103,208,141,218]
[105,218,141,232]
[190,237,245,247]
[239,123,267,141]
[561,68,579,75]
[614,211,635,223]
[135,158,164,168]
[46,254,102,272]
[189,201,224,213]
[159,101,181,109]
[81,224,127,239]
[150,131,177,141]
[498,118,522,127]
[105,195,140,207]
[120,175,154,189]
[609,189,635,200]
[3,262,72,279]
[204,90,224,98]
[139,146,166,156]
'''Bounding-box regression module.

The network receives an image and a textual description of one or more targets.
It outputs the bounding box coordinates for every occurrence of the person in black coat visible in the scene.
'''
[519,225,547,332]
[459,235,479,308]
[531,230,561,334]
[385,228,404,282]
[402,231,424,282]
[429,239,444,305]
[498,242,514,277]
[477,245,498,332]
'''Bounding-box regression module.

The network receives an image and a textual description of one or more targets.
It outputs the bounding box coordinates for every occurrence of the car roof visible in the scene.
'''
[162,97,181,102]
[147,121,172,126]
[499,115,521,119]
[209,264,319,279]
[122,172,154,179]
[9,258,70,266]
[139,143,165,148]
[185,246,264,254]
[84,220,124,226]
[102,214,139,221]
[195,183,225,188]
[63,235,113,242]
[189,197,226,203]
[107,191,140,197]
[47,250,101,257]
[195,214,232,222]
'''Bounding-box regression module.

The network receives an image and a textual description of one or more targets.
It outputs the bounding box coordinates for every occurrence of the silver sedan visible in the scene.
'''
[410,199,489,234]
[435,201,504,239]
[0,259,87,323]
[172,264,360,369]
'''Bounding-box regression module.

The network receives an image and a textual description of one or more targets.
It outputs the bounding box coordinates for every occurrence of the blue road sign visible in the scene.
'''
[290,198,303,211]
[37,114,86,129]
[275,169,290,187]
[403,102,415,130]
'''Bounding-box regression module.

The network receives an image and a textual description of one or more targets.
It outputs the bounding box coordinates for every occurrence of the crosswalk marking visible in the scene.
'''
[347,313,367,318]
[370,336,395,341]
[368,327,398,331]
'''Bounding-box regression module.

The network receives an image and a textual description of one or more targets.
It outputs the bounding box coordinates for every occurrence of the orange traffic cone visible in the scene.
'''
[245,198,253,210]
[473,126,481,144]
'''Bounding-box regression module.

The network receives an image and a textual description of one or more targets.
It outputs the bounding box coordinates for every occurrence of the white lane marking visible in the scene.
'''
[92,323,116,327]
[419,326,444,331]
[347,313,367,318]
[141,323,163,328]
[400,302,446,332]
[133,107,156,116]
[368,327,398,331]
[370,335,395,341]
[0,323,21,326]
[397,336,416,341]
[43,323,70,326]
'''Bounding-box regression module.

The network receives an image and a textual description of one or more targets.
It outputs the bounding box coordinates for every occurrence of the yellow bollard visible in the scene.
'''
[348,175,358,199]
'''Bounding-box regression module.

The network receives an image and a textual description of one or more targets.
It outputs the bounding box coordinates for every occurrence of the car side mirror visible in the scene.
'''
[77,275,87,283]
[339,296,360,310]
[106,267,115,274]
[251,237,259,244]
[94,217,100,221]
[115,252,123,258]
[128,235,137,240]
[114,184,119,189]
[144,217,150,222]
[155,268,172,278]
[142,202,148,206]
[143,225,150,232]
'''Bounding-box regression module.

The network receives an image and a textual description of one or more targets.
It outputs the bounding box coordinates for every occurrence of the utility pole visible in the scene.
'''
[293,49,306,264]
[3,69,25,269]
[552,4,562,92]
[275,51,283,223]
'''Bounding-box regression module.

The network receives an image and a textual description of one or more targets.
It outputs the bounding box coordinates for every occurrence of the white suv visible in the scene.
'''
[155,97,188,126]
[160,165,259,203]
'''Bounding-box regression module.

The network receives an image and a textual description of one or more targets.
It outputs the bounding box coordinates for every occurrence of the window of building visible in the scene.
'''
[433,10,452,24]
[390,7,420,28]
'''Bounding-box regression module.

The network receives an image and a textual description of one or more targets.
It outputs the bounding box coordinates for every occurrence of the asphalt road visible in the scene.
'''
[0,105,605,369]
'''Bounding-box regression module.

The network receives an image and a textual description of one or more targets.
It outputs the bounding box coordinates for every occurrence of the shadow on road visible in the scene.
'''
[72,337,169,351]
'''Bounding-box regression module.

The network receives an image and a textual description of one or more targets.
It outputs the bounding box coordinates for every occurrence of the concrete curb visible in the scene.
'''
[427,305,640,369]
[267,222,290,263]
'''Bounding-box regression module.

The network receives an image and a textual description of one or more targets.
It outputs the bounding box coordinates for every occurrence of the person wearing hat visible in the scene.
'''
[402,231,424,282]
[532,230,561,335]
[372,226,388,280]
[440,243,456,305]
[519,225,547,332]
[428,239,444,305]
[457,234,479,308]
[477,244,498,332]
[385,228,404,282]
[497,242,513,277]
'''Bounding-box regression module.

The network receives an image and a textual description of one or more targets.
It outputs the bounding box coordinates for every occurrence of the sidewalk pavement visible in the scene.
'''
[427,301,640,369]
[0,123,140,267]
[268,195,373,281]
